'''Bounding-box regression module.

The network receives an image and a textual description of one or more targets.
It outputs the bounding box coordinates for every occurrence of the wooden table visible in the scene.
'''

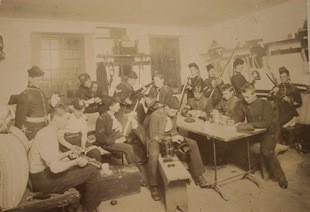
[177,116,266,201]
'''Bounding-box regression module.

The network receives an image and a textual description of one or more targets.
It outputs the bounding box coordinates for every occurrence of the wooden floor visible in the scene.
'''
[98,149,310,212]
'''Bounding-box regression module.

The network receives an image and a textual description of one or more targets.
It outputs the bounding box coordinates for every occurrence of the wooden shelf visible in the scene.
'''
[97,53,151,58]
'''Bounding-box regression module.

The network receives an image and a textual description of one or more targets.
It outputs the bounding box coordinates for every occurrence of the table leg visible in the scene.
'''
[241,138,263,189]
[209,139,229,201]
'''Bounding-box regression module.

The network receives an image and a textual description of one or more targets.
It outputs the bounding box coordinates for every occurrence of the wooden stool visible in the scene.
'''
[158,156,191,212]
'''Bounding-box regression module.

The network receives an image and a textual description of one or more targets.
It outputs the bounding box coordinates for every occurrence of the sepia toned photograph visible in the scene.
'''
[0,0,309,211]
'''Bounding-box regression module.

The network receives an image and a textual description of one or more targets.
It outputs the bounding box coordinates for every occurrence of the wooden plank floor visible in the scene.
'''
[98,149,310,212]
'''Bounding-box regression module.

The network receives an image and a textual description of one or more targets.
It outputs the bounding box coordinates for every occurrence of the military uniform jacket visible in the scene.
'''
[203,77,224,106]
[215,96,240,118]
[231,73,248,99]
[149,108,178,142]
[232,98,274,133]
[95,111,123,146]
[78,81,104,101]
[15,86,49,130]
[149,84,173,105]
[269,83,302,117]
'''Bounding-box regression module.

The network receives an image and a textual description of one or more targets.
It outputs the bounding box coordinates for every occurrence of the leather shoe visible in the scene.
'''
[278,176,288,189]
[150,186,160,201]
[194,175,210,188]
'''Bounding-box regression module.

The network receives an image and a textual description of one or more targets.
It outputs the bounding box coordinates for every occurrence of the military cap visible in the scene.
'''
[72,99,86,110]
[27,66,44,77]
[167,96,180,109]
[206,64,214,71]
[78,73,90,84]
[188,63,199,70]
[233,58,244,68]
[279,66,290,76]
[128,71,138,79]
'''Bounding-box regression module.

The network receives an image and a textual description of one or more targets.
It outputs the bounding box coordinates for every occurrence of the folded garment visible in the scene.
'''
[236,123,255,133]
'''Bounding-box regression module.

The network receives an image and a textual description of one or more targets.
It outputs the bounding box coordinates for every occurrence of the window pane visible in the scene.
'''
[41,40,50,49]
[50,50,59,59]
[74,60,80,69]
[50,59,59,70]
[65,40,72,49]
[41,50,50,59]
[65,59,74,69]
[50,40,59,49]
[42,60,51,69]
[73,40,81,49]
[64,50,73,59]
[73,50,81,58]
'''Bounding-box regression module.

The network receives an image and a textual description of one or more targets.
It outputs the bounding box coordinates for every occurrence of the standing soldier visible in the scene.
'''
[203,64,224,107]
[15,66,60,140]
[186,63,204,100]
[78,72,110,114]
[268,67,302,126]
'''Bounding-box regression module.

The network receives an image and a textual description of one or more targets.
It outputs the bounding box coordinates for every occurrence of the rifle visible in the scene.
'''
[204,42,240,99]
[178,77,191,111]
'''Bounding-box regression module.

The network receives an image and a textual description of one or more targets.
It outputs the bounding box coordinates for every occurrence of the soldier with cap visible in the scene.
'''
[78,72,110,114]
[186,63,204,100]
[15,66,60,140]
[231,58,256,99]
[268,67,302,126]
[147,96,208,201]
[203,64,224,106]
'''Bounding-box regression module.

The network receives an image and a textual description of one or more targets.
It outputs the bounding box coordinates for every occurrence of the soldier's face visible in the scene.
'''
[242,91,256,104]
[208,68,216,78]
[190,67,199,77]
[167,108,178,118]
[193,91,202,100]
[222,89,234,100]
[29,76,43,88]
[154,77,164,88]
[280,73,289,83]
[56,113,70,130]
[73,108,85,119]
[235,64,244,73]
[83,78,92,88]
[110,102,120,113]
[128,78,137,85]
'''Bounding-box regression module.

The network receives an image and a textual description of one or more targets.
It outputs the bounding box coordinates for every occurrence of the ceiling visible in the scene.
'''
[0,0,290,27]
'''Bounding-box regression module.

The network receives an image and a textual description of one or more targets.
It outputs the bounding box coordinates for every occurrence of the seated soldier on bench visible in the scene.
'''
[57,99,104,162]
[28,104,101,212]
[148,96,209,201]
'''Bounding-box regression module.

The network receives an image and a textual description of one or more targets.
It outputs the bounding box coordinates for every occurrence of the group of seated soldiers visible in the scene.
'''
[12,56,303,211]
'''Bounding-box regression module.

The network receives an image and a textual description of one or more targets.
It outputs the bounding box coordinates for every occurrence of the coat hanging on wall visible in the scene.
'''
[0,35,5,61]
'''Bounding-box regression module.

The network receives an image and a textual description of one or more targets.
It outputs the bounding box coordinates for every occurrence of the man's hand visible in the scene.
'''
[172,135,184,144]
[125,98,133,105]
[51,94,61,107]
[115,137,126,144]
[77,157,88,167]
[282,96,291,102]
[272,87,280,94]
[94,97,102,104]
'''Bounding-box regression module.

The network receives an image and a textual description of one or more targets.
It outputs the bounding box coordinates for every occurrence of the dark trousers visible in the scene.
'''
[258,133,286,180]
[30,165,101,212]
[101,143,140,165]
[147,136,205,187]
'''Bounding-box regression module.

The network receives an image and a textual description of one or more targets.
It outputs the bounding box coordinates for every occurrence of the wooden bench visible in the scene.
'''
[158,156,191,212]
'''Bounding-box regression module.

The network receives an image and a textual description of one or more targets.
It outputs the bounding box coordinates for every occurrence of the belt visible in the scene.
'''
[26,117,47,123]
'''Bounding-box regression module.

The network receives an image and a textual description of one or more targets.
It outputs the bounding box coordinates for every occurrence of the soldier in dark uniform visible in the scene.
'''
[268,67,302,126]
[148,97,208,201]
[15,66,60,140]
[231,58,256,99]
[113,71,147,150]
[143,73,173,129]
[186,63,204,100]
[78,72,110,114]
[203,64,224,107]
[232,83,288,189]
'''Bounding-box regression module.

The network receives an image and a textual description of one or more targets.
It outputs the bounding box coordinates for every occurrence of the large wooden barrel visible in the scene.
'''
[0,126,29,210]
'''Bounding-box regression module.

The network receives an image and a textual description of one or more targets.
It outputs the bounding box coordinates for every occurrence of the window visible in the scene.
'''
[149,37,181,92]
[33,33,85,97]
